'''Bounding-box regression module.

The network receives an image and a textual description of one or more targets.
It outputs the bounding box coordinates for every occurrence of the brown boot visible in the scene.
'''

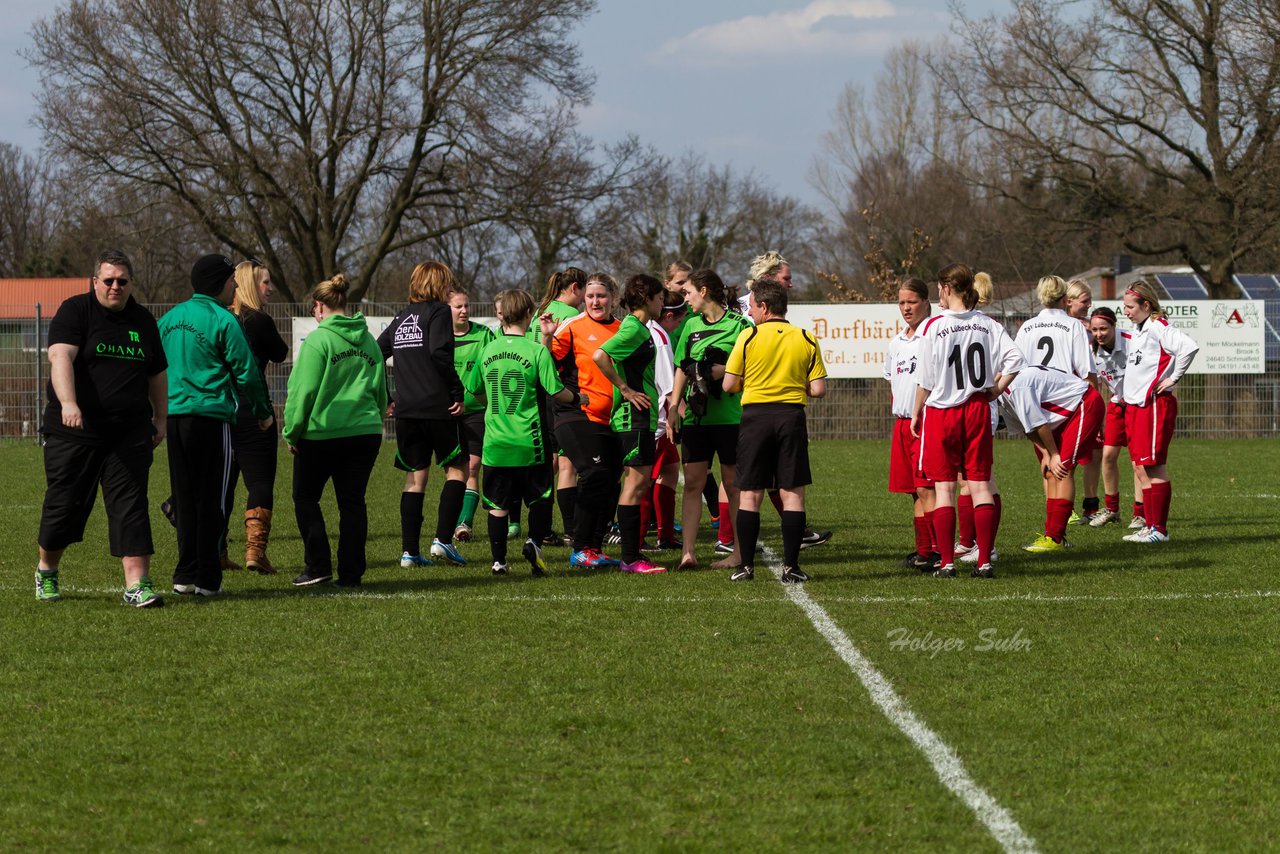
[221,546,242,571]
[245,508,277,574]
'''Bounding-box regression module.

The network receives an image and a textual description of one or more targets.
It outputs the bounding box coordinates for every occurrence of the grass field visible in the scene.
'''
[3,438,1278,851]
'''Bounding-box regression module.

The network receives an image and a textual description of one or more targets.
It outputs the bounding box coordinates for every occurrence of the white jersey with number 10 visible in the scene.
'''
[918,309,1025,409]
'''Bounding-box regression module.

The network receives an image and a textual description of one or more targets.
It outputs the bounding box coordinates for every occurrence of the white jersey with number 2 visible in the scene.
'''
[918,308,1025,409]
[1015,308,1093,379]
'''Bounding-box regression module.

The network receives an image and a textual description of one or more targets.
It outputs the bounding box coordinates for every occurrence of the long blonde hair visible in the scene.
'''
[231,261,265,315]
[1125,279,1166,320]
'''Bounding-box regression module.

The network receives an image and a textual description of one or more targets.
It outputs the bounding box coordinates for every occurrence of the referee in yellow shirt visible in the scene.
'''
[722,279,827,582]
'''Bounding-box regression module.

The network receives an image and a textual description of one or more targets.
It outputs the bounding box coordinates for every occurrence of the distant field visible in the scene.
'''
[3,438,1278,851]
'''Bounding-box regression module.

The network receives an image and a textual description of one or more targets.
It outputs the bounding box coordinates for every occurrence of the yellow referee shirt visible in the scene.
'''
[725,319,828,405]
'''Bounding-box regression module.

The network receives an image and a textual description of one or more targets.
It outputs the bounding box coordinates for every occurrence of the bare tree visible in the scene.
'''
[936,0,1280,296]
[29,0,596,302]
[0,144,66,277]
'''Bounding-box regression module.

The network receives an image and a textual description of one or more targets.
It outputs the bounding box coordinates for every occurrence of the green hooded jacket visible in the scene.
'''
[283,312,388,444]
[159,293,271,421]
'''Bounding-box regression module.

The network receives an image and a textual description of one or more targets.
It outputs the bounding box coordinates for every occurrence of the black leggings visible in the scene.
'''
[227,408,279,511]
[555,419,622,550]
[293,434,381,583]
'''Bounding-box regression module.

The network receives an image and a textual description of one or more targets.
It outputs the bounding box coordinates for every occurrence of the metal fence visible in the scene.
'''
[3,302,1278,441]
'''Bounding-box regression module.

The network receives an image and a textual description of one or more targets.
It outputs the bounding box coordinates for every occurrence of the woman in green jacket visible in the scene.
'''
[283,274,388,587]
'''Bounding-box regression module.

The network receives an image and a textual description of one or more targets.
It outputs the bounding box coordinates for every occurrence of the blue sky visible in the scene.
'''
[0,1,1011,206]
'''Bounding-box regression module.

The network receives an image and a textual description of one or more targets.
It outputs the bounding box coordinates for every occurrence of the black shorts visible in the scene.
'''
[681,423,739,466]
[394,417,466,471]
[736,404,812,490]
[554,418,622,480]
[460,411,485,459]
[39,431,155,556]
[619,428,656,468]
[482,464,554,512]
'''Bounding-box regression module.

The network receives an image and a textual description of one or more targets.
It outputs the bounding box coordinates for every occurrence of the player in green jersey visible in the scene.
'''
[530,267,587,544]
[667,269,753,570]
[449,289,495,542]
[466,290,583,576]
[593,274,669,574]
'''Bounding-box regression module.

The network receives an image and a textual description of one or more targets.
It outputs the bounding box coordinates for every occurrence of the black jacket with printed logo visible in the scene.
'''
[376,300,462,419]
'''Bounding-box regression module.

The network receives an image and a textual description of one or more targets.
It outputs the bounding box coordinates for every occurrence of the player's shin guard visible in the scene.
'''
[933,505,957,566]
[1047,498,1073,542]
[957,493,975,548]
[718,501,734,546]
[1147,481,1172,533]
[458,488,479,527]
[400,491,425,555]
[488,513,509,564]
[618,504,641,563]
[436,480,465,544]
[974,502,996,566]
[1105,493,1120,513]
[736,509,761,569]
[781,510,805,568]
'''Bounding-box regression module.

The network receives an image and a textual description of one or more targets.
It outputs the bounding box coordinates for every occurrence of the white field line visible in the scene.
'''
[10,581,1280,608]
[761,546,1040,854]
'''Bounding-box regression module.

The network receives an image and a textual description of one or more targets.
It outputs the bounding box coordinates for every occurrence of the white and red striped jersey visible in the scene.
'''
[918,308,1025,408]
[1014,308,1094,379]
[1122,316,1198,406]
[648,319,674,436]
[1092,330,1130,399]
[999,365,1089,433]
[884,329,925,418]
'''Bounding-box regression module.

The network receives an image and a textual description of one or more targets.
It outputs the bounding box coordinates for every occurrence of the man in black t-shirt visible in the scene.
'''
[36,249,169,608]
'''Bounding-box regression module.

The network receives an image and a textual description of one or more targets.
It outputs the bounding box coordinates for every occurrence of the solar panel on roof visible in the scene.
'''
[1154,274,1209,299]
[1234,274,1280,301]
[1265,301,1280,362]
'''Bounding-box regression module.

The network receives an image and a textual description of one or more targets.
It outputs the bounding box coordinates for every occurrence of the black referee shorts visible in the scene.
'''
[39,431,155,556]
[735,403,812,491]
[394,417,466,471]
[680,423,739,466]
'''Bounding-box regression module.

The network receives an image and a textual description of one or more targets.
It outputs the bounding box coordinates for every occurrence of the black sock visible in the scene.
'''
[704,473,720,517]
[488,513,508,564]
[529,500,552,543]
[1082,496,1100,514]
[436,479,466,543]
[509,502,522,526]
[400,492,425,554]
[737,510,760,570]
[618,504,641,563]
[781,510,806,568]
[557,487,578,538]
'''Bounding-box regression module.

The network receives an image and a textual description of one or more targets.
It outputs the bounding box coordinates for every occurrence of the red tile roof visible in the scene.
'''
[0,279,90,318]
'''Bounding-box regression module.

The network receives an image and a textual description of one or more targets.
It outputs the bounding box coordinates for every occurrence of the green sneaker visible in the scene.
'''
[123,576,164,608]
[35,569,61,602]
[507,522,520,540]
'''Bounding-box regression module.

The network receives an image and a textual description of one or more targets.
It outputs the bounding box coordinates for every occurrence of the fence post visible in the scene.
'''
[34,302,42,444]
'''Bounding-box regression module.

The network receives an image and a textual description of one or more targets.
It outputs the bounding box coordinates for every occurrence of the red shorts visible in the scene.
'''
[920,395,993,482]
[650,433,679,479]
[1053,386,1104,469]
[1103,400,1127,447]
[1126,395,1177,466]
[889,418,932,493]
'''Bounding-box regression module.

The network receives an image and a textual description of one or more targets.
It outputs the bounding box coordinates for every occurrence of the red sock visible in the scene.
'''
[1134,500,1145,520]
[638,489,653,542]
[957,494,975,548]
[926,509,938,551]
[654,483,676,541]
[1148,481,1172,533]
[1105,493,1119,513]
[1046,498,1072,542]
[913,515,932,556]
[718,501,734,545]
[768,490,785,516]
[993,493,1002,535]
[932,506,956,566]
[974,503,996,566]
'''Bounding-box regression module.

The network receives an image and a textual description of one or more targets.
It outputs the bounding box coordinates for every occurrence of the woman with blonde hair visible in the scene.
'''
[284,274,387,587]
[223,259,289,573]
[377,261,469,567]
[1118,280,1198,543]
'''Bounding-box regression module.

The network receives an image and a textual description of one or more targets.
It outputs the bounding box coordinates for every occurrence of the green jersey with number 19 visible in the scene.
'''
[465,333,564,467]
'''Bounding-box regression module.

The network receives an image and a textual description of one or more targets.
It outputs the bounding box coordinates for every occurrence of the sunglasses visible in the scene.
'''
[99,278,131,288]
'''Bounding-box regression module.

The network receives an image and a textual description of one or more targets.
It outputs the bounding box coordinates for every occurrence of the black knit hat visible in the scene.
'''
[191,254,236,296]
